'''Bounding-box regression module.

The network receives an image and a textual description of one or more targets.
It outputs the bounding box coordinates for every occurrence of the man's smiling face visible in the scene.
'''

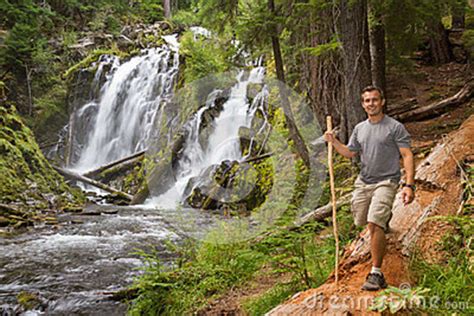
[361,90,385,117]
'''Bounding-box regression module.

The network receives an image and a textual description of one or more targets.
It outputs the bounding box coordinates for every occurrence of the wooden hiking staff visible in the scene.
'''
[326,116,340,284]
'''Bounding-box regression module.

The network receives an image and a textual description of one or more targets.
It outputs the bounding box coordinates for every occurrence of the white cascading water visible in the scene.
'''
[72,36,179,172]
[69,29,268,208]
[147,65,268,208]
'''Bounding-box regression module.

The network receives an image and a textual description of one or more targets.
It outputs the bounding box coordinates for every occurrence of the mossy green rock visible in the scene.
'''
[0,104,83,220]
[17,291,41,310]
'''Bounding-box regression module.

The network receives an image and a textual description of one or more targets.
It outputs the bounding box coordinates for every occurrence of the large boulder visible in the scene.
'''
[184,159,273,214]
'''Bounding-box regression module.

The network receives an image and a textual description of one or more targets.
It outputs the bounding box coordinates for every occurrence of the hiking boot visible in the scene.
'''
[361,272,388,291]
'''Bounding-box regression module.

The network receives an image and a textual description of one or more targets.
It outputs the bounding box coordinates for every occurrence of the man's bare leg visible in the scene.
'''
[368,222,386,268]
[361,222,388,290]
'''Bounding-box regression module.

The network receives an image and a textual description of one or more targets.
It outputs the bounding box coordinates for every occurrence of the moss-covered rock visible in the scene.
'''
[17,291,42,310]
[0,103,84,226]
[184,158,273,214]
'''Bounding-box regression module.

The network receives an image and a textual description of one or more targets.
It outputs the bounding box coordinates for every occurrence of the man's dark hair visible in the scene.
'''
[361,85,385,100]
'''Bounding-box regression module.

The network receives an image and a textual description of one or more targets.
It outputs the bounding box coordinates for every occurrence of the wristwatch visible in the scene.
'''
[401,182,416,191]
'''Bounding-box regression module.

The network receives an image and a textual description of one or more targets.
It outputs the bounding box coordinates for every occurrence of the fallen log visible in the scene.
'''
[394,79,474,122]
[386,97,418,116]
[242,152,273,163]
[53,166,133,201]
[83,150,145,179]
[253,193,352,243]
[293,194,351,228]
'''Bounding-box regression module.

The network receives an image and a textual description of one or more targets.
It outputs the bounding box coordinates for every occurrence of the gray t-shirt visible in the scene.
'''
[347,115,411,184]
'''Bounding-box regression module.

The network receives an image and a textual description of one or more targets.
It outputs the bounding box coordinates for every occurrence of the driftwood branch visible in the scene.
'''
[53,166,133,201]
[394,79,474,122]
[83,150,145,179]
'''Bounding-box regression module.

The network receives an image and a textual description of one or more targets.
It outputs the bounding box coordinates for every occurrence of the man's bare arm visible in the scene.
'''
[400,147,415,185]
[323,131,358,159]
[400,147,415,205]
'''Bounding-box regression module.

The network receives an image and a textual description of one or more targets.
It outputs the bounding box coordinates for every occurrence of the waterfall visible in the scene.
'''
[67,29,270,209]
[147,65,268,208]
[71,41,179,172]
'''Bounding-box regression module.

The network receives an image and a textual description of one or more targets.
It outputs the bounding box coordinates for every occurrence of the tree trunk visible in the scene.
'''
[368,3,386,93]
[53,166,133,201]
[452,1,465,29]
[429,21,452,64]
[83,150,145,179]
[304,4,344,132]
[268,0,310,169]
[337,0,372,142]
[25,64,33,116]
[163,0,171,19]
[65,112,75,167]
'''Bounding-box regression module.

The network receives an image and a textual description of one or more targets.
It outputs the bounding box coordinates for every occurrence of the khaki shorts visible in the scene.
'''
[351,177,398,231]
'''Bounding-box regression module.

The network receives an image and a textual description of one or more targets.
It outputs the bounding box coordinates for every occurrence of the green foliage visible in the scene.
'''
[0,0,169,124]
[197,0,239,32]
[31,82,68,134]
[301,37,341,57]
[133,0,164,23]
[409,213,474,314]
[382,0,471,68]
[462,29,474,61]
[170,9,200,27]
[466,6,474,29]
[242,282,300,315]
[128,240,266,314]
[129,154,360,314]
[1,23,40,69]
[179,30,235,83]
[382,0,426,68]
[370,286,431,314]
[319,155,358,206]
[16,291,41,310]
[243,204,356,313]
[128,210,356,314]
[63,47,130,78]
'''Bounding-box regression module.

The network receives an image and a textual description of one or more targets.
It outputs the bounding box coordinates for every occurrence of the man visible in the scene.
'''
[324,86,415,291]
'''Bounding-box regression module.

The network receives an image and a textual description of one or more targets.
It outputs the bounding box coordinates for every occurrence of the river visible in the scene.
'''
[0,205,196,315]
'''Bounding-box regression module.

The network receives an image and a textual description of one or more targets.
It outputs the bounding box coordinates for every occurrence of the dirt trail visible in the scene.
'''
[266,115,474,315]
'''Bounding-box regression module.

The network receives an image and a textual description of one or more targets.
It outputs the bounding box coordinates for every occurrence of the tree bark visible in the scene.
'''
[25,64,33,116]
[268,0,310,168]
[65,111,75,167]
[452,1,465,29]
[429,21,452,64]
[368,2,386,93]
[386,97,417,116]
[163,0,171,19]
[337,0,372,142]
[304,4,344,132]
